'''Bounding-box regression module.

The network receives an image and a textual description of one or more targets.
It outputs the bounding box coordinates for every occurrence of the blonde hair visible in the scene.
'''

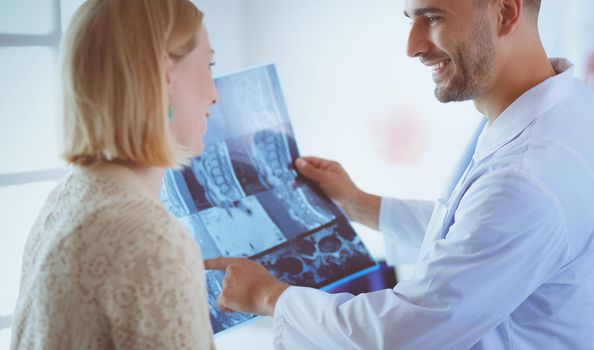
[61,0,203,167]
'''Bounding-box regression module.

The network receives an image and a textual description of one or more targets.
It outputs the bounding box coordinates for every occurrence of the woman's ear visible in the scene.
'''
[164,53,175,98]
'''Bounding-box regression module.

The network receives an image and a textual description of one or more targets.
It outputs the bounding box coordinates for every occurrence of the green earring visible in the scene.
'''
[168,105,175,122]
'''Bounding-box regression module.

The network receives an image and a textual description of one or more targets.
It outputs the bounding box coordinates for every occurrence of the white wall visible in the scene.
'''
[539,1,594,79]
[197,0,246,74]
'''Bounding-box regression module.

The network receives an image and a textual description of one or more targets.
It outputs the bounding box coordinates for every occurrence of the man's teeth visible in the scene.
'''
[432,60,448,71]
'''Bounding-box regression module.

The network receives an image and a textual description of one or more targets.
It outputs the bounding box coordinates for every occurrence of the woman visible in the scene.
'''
[11,0,217,349]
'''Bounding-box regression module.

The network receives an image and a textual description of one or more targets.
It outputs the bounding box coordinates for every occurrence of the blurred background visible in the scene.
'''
[1,0,593,348]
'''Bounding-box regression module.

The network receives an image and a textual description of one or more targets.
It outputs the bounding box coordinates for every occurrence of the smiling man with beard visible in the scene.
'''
[206,0,594,349]
[418,2,497,103]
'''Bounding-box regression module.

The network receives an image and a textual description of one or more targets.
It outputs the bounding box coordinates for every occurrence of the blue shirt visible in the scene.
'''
[273,59,594,349]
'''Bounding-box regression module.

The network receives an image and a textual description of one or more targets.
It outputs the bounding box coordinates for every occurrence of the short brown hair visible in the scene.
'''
[476,0,541,19]
[61,0,203,167]
[524,0,542,19]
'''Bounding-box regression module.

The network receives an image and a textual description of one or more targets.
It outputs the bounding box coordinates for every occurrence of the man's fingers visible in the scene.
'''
[217,297,234,313]
[300,156,325,167]
[204,257,241,271]
[300,156,337,170]
[294,157,325,181]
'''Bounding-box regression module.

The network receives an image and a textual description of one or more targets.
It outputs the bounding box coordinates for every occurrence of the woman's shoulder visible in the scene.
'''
[60,170,205,290]
[62,165,184,230]
[40,167,200,264]
[78,177,197,257]
[26,165,202,274]
[95,195,198,259]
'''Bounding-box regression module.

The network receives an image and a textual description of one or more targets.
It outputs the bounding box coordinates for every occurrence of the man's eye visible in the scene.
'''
[426,16,440,24]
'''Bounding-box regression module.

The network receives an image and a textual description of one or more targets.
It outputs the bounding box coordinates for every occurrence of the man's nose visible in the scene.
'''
[406,23,431,58]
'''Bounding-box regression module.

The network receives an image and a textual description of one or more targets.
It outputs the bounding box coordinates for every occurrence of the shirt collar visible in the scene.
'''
[473,58,575,162]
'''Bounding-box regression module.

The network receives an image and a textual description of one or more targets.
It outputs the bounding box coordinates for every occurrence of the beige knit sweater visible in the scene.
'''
[11,163,215,349]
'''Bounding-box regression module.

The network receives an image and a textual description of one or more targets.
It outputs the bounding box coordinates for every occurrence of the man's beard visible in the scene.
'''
[435,19,496,103]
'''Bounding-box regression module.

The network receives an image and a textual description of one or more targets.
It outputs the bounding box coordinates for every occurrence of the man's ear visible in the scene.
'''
[164,53,175,98]
[496,0,522,37]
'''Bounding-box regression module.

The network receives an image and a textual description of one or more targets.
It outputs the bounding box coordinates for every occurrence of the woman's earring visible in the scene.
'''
[168,104,175,122]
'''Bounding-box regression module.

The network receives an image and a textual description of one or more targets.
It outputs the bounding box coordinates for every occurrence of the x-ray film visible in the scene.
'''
[161,64,376,334]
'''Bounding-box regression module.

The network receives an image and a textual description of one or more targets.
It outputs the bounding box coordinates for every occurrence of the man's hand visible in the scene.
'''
[295,156,381,230]
[204,258,290,316]
[294,156,359,209]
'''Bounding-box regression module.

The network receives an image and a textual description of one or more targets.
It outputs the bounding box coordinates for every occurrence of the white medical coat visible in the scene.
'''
[272,59,594,350]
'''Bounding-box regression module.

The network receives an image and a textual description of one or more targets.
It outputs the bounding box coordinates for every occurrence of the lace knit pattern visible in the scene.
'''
[11,164,215,350]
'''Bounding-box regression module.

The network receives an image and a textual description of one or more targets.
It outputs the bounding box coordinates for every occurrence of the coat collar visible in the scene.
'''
[473,58,575,162]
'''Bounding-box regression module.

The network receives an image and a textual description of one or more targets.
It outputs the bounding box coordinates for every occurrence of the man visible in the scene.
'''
[206,0,594,348]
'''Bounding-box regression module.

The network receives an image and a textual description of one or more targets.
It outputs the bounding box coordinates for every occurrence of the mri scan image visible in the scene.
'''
[161,65,375,334]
